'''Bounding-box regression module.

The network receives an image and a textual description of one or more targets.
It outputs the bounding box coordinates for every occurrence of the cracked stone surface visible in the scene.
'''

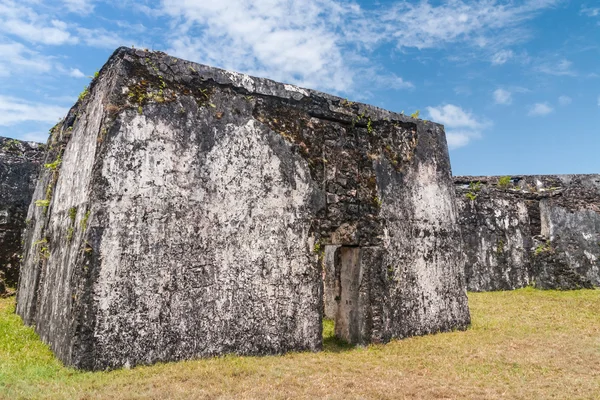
[17,47,470,370]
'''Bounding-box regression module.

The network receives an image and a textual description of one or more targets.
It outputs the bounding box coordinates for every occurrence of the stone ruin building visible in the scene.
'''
[4,48,598,371]
[0,137,44,295]
[454,175,600,291]
[15,47,470,370]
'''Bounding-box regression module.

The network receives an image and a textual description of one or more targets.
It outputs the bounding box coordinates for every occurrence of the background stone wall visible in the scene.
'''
[0,137,44,294]
[455,175,600,291]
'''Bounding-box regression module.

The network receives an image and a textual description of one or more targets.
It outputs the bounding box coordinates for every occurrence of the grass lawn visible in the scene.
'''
[1,288,599,399]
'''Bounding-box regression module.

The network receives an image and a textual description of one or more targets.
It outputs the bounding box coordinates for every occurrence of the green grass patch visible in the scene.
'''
[1,288,599,399]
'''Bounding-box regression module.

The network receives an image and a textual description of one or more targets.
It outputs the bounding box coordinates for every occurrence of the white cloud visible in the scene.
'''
[445,131,474,149]
[493,89,512,105]
[528,102,554,116]
[159,0,556,94]
[366,70,414,90]
[77,27,126,48]
[69,68,85,78]
[161,0,360,93]
[597,95,600,107]
[0,41,53,76]
[0,1,76,45]
[0,95,68,126]
[63,0,95,15]
[537,59,576,76]
[558,95,572,106]
[427,104,486,130]
[491,50,514,65]
[426,104,489,149]
[379,0,561,50]
[580,6,599,17]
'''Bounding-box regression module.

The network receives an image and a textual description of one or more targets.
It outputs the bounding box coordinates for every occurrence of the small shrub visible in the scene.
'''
[465,181,482,201]
[498,176,511,189]
[313,242,322,254]
[35,199,50,208]
[2,139,21,152]
[39,246,50,259]
[410,110,420,119]
[469,181,482,192]
[78,86,89,101]
[44,156,62,171]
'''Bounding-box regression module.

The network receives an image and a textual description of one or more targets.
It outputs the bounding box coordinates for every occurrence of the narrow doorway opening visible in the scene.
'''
[323,245,364,347]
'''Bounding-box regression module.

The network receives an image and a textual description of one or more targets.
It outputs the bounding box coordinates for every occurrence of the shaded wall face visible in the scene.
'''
[17,47,470,369]
[323,128,471,344]
[455,175,600,291]
[455,191,532,292]
[379,161,469,340]
[0,138,44,291]
[535,200,599,289]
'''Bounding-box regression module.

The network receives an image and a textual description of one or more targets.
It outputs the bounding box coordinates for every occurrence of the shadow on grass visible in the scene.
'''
[322,318,355,353]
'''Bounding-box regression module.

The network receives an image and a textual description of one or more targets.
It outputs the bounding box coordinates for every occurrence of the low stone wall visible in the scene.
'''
[0,137,44,294]
[17,47,470,370]
[455,175,600,291]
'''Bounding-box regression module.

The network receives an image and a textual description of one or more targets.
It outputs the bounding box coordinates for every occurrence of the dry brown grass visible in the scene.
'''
[1,287,599,399]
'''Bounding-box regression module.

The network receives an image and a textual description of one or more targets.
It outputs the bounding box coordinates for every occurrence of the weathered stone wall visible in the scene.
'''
[17,47,470,370]
[0,137,44,294]
[455,175,600,291]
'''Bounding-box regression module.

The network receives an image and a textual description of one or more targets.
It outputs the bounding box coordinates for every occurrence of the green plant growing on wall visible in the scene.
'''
[68,207,77,222]
[66,227,75,242]
[44,156,62,171]
[497,176,512,189]
[387,265,395,281]
[66,206,78,242]
[497,240,505,254]
[2,139,21,152]
[35,199,50,208]
[410,110,420,119]
[465,181,482,201]
[39,246,51,259]
[34,238,48,246]
[313,242,322,254]
[80,210,91,230]
[373,196,382,208]
[78,86,89,101]
[351,112,366,128]
[534,240,553,256]
[465,192,477,201]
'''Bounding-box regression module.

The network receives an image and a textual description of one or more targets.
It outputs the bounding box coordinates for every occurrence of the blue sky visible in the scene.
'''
[0,0,598,176]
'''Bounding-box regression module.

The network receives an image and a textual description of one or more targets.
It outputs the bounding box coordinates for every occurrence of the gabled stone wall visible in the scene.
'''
[455,175,600,291]
[17,47,470,370]
[0,137,44,294]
